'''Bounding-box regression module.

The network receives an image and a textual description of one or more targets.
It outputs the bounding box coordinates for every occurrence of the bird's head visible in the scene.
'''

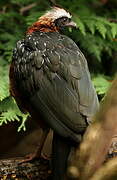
[27,7,77,34]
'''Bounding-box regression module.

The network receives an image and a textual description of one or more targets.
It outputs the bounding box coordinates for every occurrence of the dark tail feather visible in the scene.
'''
[52,132,72,180]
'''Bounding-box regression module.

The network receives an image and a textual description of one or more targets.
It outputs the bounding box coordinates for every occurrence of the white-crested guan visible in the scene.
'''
[9,6,99,180]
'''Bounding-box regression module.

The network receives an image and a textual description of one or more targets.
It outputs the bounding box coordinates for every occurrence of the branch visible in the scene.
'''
[108,19,117,23]
[47,0,62,8]
[0,157,51,180]
[90,157,117,180]
[20,3,37,15]
[48,0,57,6]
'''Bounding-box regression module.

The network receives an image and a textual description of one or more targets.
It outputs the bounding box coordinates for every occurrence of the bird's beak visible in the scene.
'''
[65,21,77,28]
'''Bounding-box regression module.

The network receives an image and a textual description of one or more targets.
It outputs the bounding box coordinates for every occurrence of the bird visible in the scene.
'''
[9,6,99,180]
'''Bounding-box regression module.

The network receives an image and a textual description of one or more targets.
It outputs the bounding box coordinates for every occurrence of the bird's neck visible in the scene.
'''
[27,19,59,34]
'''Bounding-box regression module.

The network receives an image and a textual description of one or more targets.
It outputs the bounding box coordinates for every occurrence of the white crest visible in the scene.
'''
[39,7,72,21]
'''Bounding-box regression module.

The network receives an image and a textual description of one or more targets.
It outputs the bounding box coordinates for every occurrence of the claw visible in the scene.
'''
[18,152,40,164]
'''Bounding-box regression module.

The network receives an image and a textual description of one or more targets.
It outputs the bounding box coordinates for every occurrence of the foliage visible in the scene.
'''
[92,75,111,96]
[0,0,117,128]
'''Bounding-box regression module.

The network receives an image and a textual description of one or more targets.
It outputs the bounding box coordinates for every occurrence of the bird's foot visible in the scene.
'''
[41,152,51,160]
[18,152,40,164]
[19,151,51,164]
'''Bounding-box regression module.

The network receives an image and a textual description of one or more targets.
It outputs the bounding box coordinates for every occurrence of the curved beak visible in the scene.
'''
[65,21,77,28]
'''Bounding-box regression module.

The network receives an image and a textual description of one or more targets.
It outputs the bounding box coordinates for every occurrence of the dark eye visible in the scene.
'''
[63,17,67,22]
[63,17,71,23]
[54,17,71,28]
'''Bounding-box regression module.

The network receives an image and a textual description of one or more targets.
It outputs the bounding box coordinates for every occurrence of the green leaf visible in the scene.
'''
[0,109,20,125]
[0,96,29,130]
[85,20,95,34]
[76,17,86,35]
[0,69,9,101]
[111,23,117,38]
[92,75,111,95]
[95,21,107,39]
[17,113,29,132]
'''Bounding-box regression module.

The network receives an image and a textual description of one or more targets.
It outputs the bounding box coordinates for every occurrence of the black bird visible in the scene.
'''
[9,6,99,180]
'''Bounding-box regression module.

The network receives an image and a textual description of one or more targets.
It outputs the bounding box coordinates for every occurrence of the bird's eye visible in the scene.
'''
[62,17,71,24]
[63,17,67,22]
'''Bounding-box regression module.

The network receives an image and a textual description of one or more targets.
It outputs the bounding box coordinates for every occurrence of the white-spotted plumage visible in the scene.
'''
[39,7,71,22]
[44,42,47,47]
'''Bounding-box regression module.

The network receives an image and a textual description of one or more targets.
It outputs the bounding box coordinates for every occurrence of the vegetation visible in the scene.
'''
[0,0,117,127]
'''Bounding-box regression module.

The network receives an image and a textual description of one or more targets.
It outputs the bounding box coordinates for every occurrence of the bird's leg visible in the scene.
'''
[34,128,50,159]
[20,128,50,163]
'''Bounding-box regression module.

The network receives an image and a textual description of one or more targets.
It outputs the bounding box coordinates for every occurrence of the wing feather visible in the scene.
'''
[12,32,99,142]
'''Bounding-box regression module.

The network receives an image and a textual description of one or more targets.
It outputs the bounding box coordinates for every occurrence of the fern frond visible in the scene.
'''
[95,21,107,39]
[84,19,95,34]
[0,76,9,101]
[75,17,86,35]
[0,85,9,101]
[92,75,111,95]
[77,32,102,60]
[0,109,20,125]
[17,114,29,132]
[0,97,29,130]
[111,23,117,38]
[0,97,20,113]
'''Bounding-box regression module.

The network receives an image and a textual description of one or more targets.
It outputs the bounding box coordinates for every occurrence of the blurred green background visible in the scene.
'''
[0,0,117,128]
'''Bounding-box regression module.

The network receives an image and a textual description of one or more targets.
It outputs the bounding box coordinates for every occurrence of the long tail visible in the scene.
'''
[52,132,72,180]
